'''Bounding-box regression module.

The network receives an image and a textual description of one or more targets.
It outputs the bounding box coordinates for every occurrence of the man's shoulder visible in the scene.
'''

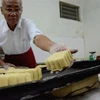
[21,18,34,22]
[21,18,35,25]
[0,20,6,32]
[0,20,6,26]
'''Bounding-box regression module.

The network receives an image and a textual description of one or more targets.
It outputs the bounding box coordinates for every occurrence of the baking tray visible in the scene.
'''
[0,60,100,100]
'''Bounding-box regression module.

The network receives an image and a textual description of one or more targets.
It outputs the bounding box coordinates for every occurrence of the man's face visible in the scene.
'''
[1,0,22,27]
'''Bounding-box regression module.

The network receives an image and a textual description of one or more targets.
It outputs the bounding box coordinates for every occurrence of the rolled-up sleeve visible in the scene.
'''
[26,19,43,40]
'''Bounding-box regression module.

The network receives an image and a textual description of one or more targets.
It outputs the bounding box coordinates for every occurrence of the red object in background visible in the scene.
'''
[96,56,100,60]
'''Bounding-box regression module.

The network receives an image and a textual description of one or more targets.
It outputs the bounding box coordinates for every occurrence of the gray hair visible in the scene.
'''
[0,0,23,7]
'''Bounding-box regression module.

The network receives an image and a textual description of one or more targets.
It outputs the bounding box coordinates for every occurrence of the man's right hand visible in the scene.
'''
[0,59,15,70]
[3,63,15,70]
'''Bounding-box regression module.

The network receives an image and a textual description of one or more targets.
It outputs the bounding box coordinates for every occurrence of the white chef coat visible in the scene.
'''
[0,18,43,55]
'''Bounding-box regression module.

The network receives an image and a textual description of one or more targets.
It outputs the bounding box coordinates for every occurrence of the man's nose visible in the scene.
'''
[9,12,17,16]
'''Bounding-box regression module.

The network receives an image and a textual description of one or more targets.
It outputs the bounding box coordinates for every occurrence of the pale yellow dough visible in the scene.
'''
[45,50,73,71]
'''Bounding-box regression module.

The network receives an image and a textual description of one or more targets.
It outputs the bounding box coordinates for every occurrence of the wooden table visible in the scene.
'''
[31,83,100,100]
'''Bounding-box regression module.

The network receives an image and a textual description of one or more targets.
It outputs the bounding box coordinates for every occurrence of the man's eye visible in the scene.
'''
[15,9,20,12]
[6,9,12,11]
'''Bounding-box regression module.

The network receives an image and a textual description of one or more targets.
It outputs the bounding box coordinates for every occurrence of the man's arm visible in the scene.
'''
[34,35,56,52]
[0,47,15,69]
[0,47,5,66]
[0,59,5,66]
[34,35,78,54]
[0,47,4,54]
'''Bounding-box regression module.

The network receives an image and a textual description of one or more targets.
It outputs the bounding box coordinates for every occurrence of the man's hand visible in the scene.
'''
[3,63,15,70]
[48,43,78,74]
[49,43,78,54]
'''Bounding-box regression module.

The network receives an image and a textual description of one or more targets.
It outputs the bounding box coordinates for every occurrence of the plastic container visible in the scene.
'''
[98,74,100,82]
[89,52,96,61]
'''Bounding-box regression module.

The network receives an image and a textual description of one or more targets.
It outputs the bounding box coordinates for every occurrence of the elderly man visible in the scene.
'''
[0,0,77,69]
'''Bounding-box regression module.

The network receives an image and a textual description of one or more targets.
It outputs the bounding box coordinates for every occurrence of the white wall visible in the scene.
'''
[0,0,85,63]
[0,0,3,19]
[27,0,84,63]
[22,0,83,37]
[82,0,100,58]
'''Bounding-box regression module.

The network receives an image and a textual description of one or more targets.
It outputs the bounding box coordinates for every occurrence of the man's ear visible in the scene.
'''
[0,7,4,15]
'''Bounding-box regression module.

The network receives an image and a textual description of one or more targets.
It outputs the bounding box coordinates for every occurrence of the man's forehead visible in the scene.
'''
[2,0,22,7]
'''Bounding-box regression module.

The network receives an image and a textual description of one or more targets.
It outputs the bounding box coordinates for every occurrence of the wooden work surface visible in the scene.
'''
[32,82,100,100]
